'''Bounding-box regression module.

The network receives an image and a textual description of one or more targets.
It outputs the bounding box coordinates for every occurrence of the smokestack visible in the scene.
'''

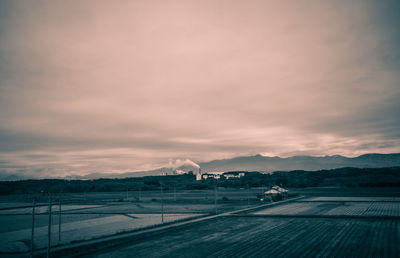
[196,167,202,181]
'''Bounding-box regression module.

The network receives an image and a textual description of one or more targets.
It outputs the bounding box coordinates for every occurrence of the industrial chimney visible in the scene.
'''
[196,167,202,181]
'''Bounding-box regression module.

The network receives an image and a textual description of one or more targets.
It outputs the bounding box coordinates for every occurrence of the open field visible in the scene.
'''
[0,205,103,215]
[288,187,400,197]
[1,187,400,257]
[0,213,201,253]
[0,188,265,254]
[253,201,400,217]
[83,188,400,258]
[88,217,400,258]
[0,188,266,205]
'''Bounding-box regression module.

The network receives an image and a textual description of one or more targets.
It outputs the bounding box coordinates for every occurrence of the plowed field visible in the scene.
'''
[89,195,400,258]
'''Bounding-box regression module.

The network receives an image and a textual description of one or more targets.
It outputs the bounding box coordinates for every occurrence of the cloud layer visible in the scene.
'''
[1,0,400,178]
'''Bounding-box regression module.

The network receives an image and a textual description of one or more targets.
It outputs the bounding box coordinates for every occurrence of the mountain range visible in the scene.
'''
[76,153,400,179]
[198,153,400,172]
[2,153,400,180]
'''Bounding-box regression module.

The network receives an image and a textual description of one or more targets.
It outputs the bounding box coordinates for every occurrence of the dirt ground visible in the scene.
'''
[88,217,399,258]
[1,187,399,257]
[0,188,265,254]
[83,187,400,258]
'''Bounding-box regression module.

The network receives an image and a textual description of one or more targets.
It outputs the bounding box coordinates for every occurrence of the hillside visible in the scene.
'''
[198,153,400,172]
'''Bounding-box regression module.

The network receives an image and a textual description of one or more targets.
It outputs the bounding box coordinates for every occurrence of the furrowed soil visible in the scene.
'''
[88,217,399,258]
[1,187,399,257]
[82,188,400,258]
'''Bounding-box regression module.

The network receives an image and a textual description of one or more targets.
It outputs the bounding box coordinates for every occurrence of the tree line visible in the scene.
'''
[1,167,399,195]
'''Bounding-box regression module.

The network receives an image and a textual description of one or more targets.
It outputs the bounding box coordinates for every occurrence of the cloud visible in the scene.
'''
[0,0,399,178]
[167,159,200,169]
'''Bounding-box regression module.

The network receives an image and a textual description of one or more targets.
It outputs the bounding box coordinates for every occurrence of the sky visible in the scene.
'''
[0,0,400,178]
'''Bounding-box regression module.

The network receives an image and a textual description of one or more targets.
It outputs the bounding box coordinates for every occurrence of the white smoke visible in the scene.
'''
[175,169,186,175]
[167,159,200,169]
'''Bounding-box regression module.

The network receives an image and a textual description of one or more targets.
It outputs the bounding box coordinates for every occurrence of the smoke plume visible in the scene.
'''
[167,159,200,169]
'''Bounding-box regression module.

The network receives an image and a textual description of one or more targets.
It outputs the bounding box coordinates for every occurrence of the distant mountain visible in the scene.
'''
[58,153,400,179]
[79,153,400,179]
[73,166,192,180]
[0,172,25,181]
[2,153,400,181]
[198,153,400,172]
[70,168,165,180]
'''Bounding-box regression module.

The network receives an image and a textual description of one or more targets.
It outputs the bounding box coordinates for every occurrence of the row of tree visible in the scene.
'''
[1,167,399,195]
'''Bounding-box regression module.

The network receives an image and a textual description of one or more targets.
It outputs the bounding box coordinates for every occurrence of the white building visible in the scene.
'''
[200,171,224,180]
[223,172,246,179]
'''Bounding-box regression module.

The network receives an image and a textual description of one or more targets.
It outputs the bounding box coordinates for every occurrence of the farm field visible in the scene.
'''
[0,188,264,254]
[1,187,400,257]
[252,201,400,217]
[84,188,400,258]
[288,187,400,197]
[0,204,103,215]
[89,217,400,258]
[303,196,400,201]
[0,188,265,205]
[0,213,201,253]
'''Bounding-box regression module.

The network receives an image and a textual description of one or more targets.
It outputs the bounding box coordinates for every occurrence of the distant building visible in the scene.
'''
[201,171,224,180]
[264,185,289,201]
[199,171,247,180]
[222,171,246,179]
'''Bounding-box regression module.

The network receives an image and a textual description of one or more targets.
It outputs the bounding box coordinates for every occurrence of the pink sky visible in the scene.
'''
[0,0,400,178]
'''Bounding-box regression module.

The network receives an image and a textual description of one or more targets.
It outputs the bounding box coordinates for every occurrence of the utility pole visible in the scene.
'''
[160,182,164,223]
[47,194,52,258]
[30,197,36,258]
[261,185,264,200]
[214,185,218,214]
[58,198,61,242]
[247,184,250,207]
[174,186,176,201]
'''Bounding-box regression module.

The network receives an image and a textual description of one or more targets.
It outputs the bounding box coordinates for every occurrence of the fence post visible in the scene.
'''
[261,185,264,200]
[160,182,164,223]
[214,185,218,214]
[58,198,61,242]
[174,186,176,201]
[47,194,52,258]
[247,184,250,207]
[30,198,36,258]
